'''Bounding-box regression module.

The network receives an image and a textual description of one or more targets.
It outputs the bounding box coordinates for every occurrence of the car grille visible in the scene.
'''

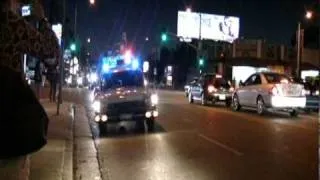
[105,101,147,115]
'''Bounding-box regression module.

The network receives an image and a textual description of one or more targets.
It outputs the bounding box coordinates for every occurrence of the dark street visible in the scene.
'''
[64,88,318,180]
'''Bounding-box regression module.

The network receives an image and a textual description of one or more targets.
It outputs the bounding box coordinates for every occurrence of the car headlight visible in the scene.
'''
[316,90,319,96]
[151,94,158,105]
[92,101,101,112]
[208,85,216,93]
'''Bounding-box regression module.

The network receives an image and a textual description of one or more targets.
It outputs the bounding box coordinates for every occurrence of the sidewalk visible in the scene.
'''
[0,101,74,180]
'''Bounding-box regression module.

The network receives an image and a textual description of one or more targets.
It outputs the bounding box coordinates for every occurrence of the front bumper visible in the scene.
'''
[94,106,158,123]
[270,96,306,109]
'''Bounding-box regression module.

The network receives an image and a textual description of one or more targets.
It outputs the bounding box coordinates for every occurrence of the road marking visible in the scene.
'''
[198,134,243,156]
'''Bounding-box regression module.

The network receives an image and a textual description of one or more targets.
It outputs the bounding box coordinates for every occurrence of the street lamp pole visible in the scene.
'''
[296,22,302,78]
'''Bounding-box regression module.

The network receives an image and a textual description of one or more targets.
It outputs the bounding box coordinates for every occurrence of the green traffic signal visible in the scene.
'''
[199,58,204,66]
[70,43,76,51]
[161,33,167,42]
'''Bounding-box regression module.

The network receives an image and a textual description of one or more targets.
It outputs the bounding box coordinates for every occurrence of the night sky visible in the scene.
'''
[64,0,316,56]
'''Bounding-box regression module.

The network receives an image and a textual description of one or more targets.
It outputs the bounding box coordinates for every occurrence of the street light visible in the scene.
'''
[89,0,95,5]
[306,11,313,19]
[87,38,91,43]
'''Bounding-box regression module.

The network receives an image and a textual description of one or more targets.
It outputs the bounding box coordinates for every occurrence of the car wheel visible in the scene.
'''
[289,110,299,117]
[257,96,266,115]
[201,93,207,106]
[232,94,241,111]
[188,92,194,104]
[146,118,155,132]
[98,123,107,135]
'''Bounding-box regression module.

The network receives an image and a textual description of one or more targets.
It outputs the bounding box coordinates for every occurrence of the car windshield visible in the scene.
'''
[264,73,292,84]
[102,71,143,90]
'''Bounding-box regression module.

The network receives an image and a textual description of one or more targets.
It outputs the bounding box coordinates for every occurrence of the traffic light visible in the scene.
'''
[70,43,76,51]
[161,33,167,42]
[199,58,204,66]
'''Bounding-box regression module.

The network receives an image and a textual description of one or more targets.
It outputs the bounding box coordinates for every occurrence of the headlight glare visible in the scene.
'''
[92,101,101,112]
[151,94,158,105]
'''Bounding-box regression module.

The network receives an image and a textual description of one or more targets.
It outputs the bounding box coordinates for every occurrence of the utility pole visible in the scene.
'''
[198,13,202,74]
[296,22,301,79]
[74,3,78,38]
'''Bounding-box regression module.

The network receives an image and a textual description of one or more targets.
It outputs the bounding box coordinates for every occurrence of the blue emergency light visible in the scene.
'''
[100,54,141,73]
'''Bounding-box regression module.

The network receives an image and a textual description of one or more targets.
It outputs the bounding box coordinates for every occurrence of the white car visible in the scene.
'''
[232,72,306,117]
[92,69,158,134]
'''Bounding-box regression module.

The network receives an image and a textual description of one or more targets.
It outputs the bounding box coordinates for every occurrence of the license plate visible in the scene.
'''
[219,95,226,100]
[120,114,132,120]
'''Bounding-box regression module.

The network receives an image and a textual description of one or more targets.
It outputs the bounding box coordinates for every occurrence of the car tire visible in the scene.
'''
[256,96,266,115]
[188,92,194,104]
[232,94,241,111]
[98,122,107,135]
[201,93,207,106]
[146,118,155,132]
[289,110,299,117]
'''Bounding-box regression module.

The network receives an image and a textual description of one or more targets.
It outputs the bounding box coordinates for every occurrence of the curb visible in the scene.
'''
[62,104,75,180]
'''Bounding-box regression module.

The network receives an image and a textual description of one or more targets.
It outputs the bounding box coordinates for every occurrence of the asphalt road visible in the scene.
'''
[64,88,318,180]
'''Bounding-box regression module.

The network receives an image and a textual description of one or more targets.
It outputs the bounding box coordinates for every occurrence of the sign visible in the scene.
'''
[177,11,240,43]
[21,5,31,17]
[52,24,62,46]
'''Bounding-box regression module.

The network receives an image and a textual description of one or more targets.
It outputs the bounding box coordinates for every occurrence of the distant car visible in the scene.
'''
[232,72,306,117]
[184,78,198,97]
[188,73,234,106]
[301,79,319,113]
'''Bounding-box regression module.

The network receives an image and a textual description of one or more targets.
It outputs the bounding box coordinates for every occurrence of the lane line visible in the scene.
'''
[198,134,244,156]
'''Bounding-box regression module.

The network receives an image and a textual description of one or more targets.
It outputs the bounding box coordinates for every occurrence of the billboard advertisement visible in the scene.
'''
[177,11,240,43]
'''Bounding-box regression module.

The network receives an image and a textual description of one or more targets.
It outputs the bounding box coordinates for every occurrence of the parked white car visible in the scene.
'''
[232,72,306,117]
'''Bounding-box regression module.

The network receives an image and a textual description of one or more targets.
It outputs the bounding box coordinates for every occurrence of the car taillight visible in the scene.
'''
[208,85,217,93]
[269,86,279,96]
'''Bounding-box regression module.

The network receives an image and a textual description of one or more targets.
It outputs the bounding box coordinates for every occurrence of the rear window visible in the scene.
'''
[264,73,292,83]
[213,78,230,88]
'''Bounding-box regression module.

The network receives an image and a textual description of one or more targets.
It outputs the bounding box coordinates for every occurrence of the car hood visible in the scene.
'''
[99,87,148,104]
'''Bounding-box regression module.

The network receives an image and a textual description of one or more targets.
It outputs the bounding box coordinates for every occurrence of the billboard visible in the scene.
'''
[177,11,240,43]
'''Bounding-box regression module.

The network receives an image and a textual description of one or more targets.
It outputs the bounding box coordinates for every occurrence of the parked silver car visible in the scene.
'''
[232,72,306,117]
